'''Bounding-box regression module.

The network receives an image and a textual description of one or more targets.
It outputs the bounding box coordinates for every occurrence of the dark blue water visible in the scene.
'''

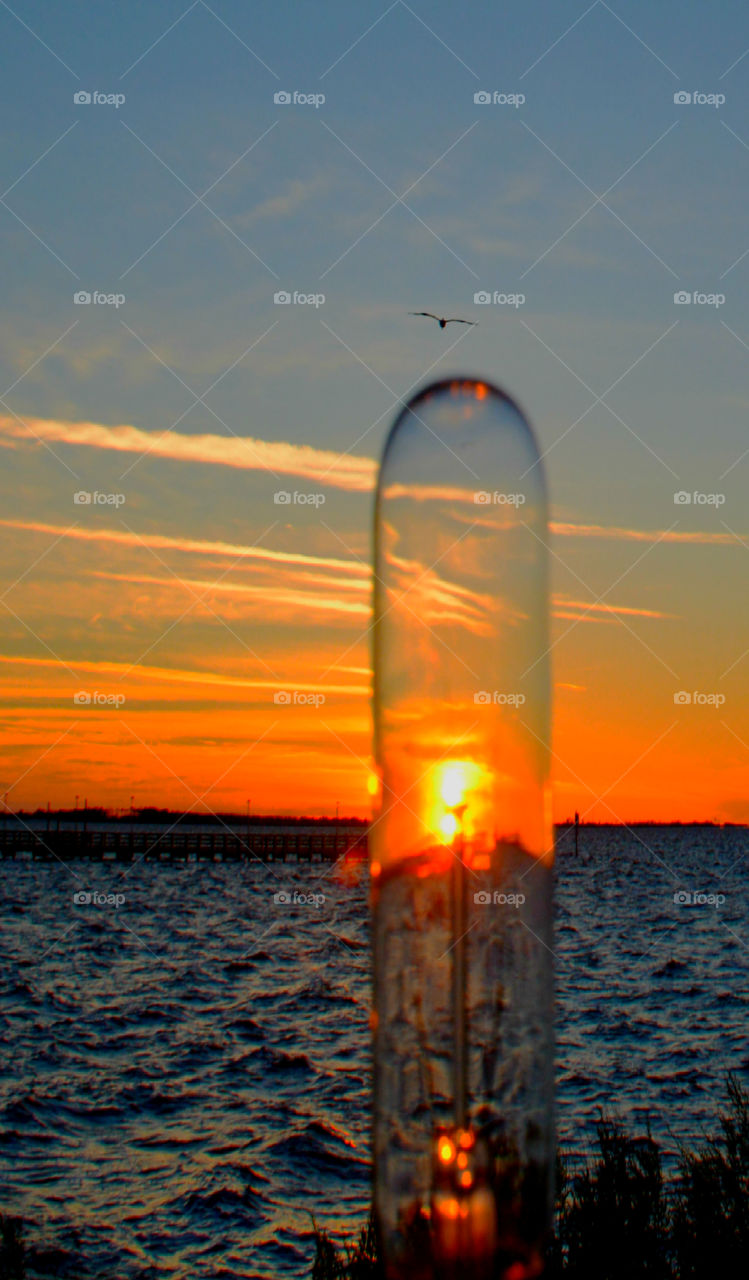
[1,827,747,1278]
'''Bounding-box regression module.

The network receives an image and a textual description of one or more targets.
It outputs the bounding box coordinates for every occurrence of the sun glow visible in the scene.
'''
[430,760,486,845]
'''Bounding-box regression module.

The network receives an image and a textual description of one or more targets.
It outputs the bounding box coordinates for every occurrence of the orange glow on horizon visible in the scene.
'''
[0,491,746,821]
[0,649,746,821]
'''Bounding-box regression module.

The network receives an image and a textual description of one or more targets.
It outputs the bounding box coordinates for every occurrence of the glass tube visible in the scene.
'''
[371,378,553,1279]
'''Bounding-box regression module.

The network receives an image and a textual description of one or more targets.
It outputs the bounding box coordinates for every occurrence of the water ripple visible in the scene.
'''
[0,828,747,1275]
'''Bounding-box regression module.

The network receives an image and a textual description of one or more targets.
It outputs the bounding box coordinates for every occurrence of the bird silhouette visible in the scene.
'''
[409,312,476,329]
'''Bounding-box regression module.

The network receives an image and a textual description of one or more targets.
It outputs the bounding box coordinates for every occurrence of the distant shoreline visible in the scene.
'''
[1,810,744,829]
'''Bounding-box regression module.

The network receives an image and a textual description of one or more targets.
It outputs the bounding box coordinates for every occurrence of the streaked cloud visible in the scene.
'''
[0,652,369,697]
[549,521,739,545]
[553,598,674,620]
[239,176,327,226]
[1,418,745,554]
[0,415,376,492]
[0,518,690,635]
[96,570,370,620]
[0,518,371,579]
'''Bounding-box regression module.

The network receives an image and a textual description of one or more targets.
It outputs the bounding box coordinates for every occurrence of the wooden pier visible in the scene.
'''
[0,823,368,864]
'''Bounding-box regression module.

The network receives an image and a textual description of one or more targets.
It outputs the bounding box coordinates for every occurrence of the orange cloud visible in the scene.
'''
[550,521,738,545]
[553,598,674,620]
[0,519,677,634]
[0,518,371,579]
[1,416,745,550]
[95,570,370,620]
[0,652,369,697]
[0,414,376,491]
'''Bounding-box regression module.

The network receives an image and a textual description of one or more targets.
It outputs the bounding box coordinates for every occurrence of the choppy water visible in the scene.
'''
[1,826,747,1278]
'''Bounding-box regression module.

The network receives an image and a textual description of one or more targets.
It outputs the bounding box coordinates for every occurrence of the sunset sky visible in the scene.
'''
[1,0,748,821]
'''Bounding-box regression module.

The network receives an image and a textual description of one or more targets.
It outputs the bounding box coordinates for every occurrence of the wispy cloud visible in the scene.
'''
[0,652,369,697]
[0,415,376,492]
[238,176,327,227]
[0,518,372,578]
[1,417,745,551]
[553,598,674,620]
[95,570,370,620]
[550,521,739,545]
[0,518,702,637]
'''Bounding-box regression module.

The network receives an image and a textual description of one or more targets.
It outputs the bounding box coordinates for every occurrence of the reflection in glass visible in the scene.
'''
[372,379,553,1278]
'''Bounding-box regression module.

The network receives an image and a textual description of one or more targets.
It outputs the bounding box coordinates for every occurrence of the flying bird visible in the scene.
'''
[409,312,477,329]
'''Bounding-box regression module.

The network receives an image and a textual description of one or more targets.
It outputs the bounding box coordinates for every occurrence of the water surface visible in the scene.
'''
[1,826,747,1277]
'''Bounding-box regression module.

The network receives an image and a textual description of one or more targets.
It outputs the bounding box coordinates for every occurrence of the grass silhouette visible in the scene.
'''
[313,1075,749,1279]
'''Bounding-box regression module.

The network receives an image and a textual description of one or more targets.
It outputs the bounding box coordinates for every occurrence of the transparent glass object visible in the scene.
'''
[371,379,553,1279]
